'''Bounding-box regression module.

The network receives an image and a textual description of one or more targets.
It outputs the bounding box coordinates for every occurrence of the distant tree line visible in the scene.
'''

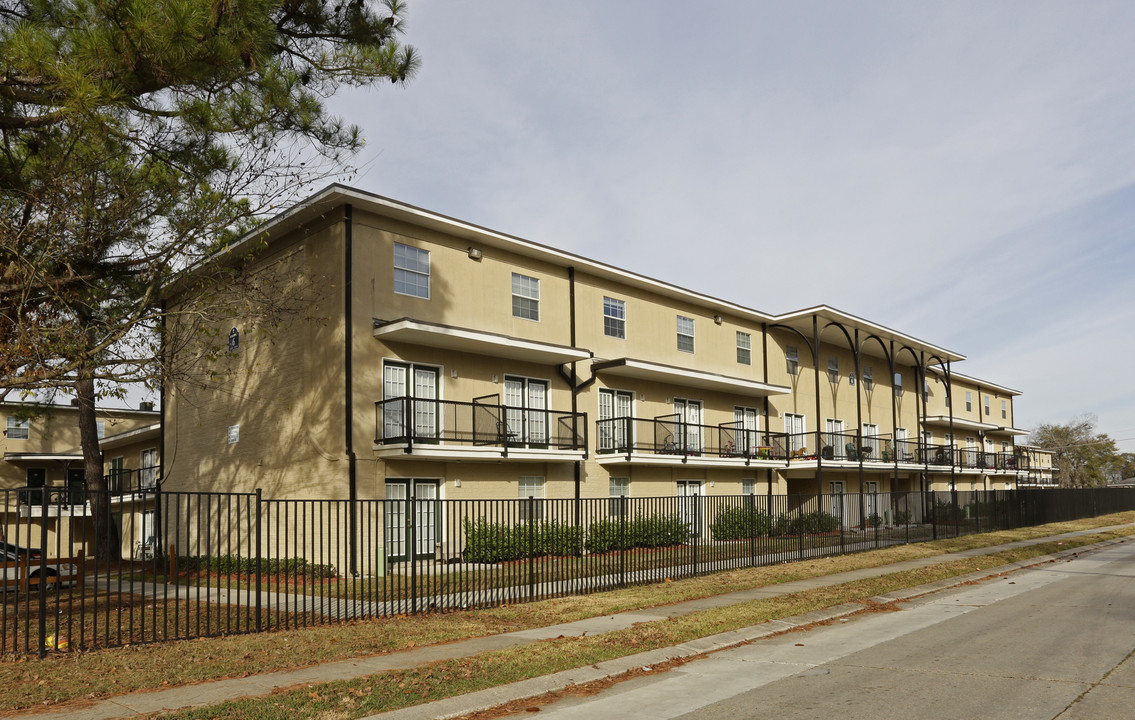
[1030,414,1134,487]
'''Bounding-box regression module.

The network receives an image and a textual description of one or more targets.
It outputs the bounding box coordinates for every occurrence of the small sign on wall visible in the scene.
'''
[228,327,239,351]
[227,424,240,444]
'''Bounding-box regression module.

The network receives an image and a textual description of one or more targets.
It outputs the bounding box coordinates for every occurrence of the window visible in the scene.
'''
[862,423,879,456]
[893,372,903,395]
[393,242,430,298]
[603,297,626,339]
[518,476,545,520]
[598,388,634,452]
[511,273,540,320]
[742,478,756,495]
[945,391,951,408]
[96,421,105,439]
[923,381,929,403]
[608,477,629,515]
[504,376,549,445]
[785,346,799,375]
[676,315,695,353]
[863,366,874,390]
[734,406,759,455]
[736,332,751,365]
[827,357,839,384]
[5,416,28,440]
[1002,400,1007,419]
[984,397,991,416]
[382,362,440,442]
[965,391,973,412]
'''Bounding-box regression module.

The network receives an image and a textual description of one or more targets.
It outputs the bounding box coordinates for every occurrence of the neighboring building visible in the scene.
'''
[1,401,161,555]
[162,184,1035,529]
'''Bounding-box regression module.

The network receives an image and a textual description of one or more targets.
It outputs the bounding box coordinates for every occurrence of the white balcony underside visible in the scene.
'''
[374,443,585,463]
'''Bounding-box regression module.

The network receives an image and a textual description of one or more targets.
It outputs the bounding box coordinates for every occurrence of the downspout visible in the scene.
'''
[568,267,581,521]
[345,204,358,575]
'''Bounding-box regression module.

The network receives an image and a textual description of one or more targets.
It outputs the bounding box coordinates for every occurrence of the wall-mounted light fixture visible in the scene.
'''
[467,247,483,261]
[713,314,723,325]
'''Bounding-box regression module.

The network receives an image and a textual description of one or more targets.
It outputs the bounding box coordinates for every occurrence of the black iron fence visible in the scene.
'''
[3,485,1134,657]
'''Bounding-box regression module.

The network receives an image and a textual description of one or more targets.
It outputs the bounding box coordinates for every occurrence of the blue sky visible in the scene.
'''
[325,1,1135,451]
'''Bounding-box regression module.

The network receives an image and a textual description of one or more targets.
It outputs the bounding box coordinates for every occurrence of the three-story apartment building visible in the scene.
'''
[162,185,1052,529]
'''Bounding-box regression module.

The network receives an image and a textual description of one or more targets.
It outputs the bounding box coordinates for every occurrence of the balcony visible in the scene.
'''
[106,467,161,500]
[374,396,587,462]
[595,415,788,467]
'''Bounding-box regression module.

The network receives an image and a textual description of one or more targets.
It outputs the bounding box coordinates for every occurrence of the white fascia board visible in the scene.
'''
[922,415,1000,432]
[3,453,82,463]
[100,422,161,449]
[374,318,591,365]
[941,371,1023,396]
[772,305,966,364]
[593,358,791,398]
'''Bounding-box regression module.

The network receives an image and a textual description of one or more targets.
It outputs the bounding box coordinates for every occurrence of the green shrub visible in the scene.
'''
[770,510,841,536]
[893,510,912,525]
[584,514,692,553]
[462,518,584,563]
[710,506,773,540]
[867,512,883,528]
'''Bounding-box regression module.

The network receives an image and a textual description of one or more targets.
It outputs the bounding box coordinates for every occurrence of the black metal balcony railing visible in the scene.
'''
[14,467,161,507]
[375,396,586,452]
[596,416,790,460]
[106,467,161,496]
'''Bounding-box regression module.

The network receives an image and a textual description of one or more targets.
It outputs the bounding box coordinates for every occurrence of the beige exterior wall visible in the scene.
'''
[162,188,1037,548]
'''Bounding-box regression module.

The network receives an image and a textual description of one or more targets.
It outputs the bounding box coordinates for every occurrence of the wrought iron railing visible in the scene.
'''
[375,396,586,451]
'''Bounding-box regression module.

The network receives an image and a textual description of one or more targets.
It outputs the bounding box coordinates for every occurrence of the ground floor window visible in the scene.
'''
[518,476,545,520]
[608,477,629,515]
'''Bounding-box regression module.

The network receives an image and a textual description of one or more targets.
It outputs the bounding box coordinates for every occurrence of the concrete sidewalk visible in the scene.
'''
[32,524,1132,720]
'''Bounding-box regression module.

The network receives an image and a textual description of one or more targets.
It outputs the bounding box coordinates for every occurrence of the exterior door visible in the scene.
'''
[66,468,85,505]
[862,423,878,458]
[785,413,806,455]
[505,377,549,446]
[677,480,702,536]
[674,399,703,453]
[734,407,758,456]
[108,457,124,494]
[830,481,845,527]
[140,448,158,489]
[384,480,440,560]
[825,419,845,456]
[599,389,633,452]
[864,480,879,521]
[383,363,439,442]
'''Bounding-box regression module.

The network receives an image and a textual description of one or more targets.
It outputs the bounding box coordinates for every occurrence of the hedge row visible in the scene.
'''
[172,554,337,577]
[709,508,841,540]
[462,514,691,562]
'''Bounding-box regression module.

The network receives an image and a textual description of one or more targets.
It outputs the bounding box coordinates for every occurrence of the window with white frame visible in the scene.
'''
[676,315,695,353]
[923,381,929,403]
[108,456,124,493]
[827,357,839,384]
[862,423,879,456]
[96,420,105,439]
[608,477,629,515]
[5,416,28,440]
[984,396,991,416]
[603,296,626,338]
[1002,400,1007,419]
[140,448,158,489]
[393,242,430,299]
[965,391,973,411]
[518,476,545,520]
[736,332,751,365]
[511,273,540,320]
[785,346,799,375]
[742,478,756,496]
[893,372,903,395]
[863,366,873,390]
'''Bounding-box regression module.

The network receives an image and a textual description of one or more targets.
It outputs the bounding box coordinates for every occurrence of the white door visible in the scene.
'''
[674,399,703,453]
[383,364,408,440]
[864,481,879,521]
[385,480,439,559]
[734,407,758,456]
[785,413,806,455]
[825,419,844,456]
[140,448,158,489]
[413,367,439,440]
[413,481,439,556]
[384,364,439,442]
[830,481,845,526]
[505,377,549,445]
[677,480,702,536]
[599,389,633,451]
[384,482,408,560]
[862,423,878,458]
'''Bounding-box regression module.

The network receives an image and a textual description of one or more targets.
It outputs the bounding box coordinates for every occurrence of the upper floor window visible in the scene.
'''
[511,273,540,320]
[393,242,430,299]
[827,357,839,384]
[1002,400,1007,419]
[5,416,29,440]
[603,297,626,338]
[96,420,105,439]
[893,372,903,395]
[863,366,873,390]
[676,316,695,353]
[785,346,799,375]
[736,332,751,365]
[984,397,991,416]
[923,381,929,403]
[965,391,973,411]
[945,391,951,408]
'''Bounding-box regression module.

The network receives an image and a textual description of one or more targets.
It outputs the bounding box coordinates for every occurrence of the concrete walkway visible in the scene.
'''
[30,524,1132,720]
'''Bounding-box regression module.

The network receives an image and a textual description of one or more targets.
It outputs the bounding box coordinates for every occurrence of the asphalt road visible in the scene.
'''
[519,540,1135,719]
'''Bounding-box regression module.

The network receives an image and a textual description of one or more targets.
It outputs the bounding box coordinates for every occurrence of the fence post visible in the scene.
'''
[255,489,262,633]
[408,494,417,614]
[527,496,536,601]
[748,494,755,568]
[37,486,48,659]
[619,495,627,588]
